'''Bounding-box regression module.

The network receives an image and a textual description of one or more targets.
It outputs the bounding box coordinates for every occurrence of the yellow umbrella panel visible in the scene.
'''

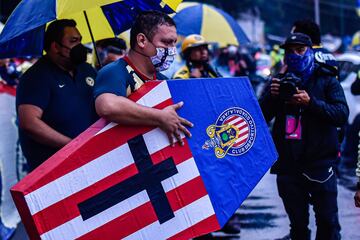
[0,0,182,58]
[173,2,249,47]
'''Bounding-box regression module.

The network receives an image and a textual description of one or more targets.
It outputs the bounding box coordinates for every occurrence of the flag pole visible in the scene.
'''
[83,11,102,68]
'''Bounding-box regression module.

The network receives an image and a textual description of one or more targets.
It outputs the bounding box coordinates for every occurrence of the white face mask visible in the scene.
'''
[150,47,177,72]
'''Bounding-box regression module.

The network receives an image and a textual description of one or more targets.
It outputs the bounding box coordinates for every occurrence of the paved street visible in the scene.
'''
[210,172,360,240]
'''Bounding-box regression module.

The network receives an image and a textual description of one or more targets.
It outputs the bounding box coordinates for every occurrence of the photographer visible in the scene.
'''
[173,34,221,79]
[260,33,348,240]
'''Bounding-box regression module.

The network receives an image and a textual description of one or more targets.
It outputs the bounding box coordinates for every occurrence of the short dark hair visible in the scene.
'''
[130,10,176,49]
[292,19,321,45]
[97,37,127,51]
[44,19,77,52]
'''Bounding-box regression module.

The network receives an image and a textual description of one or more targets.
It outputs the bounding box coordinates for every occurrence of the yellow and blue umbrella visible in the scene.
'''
[173,2,249,47]
[0,0,181,58]
[352,31,360,50]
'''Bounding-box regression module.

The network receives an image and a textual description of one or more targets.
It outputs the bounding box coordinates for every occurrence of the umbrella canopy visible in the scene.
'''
[0,0,181,58]
[173,2,249,47]
[352,31,360,49]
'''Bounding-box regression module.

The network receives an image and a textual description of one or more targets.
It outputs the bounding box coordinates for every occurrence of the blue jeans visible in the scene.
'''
[277,170,341,240]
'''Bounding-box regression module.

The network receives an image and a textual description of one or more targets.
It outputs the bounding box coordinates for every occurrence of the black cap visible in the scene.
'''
[280,33,313,49]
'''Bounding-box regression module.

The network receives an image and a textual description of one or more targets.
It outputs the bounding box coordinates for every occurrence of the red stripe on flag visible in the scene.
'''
[24,99,174,193]
[233,139,247,147]
[25,125,150,193]
[34,164,138,235]
[76,176,208,240]
[223,116,238,124]
[0,83,16,96]
[76,202,157,240]
[11,190,41,240]
[151,98,174,111]
[151,139,192,165]
[167,215,220,240]
[167,176,207,211]
[238,130,249,139]
[233,119,245,127]
[237,124,248,131]
[233,130,249,147]
[33,144,193,235]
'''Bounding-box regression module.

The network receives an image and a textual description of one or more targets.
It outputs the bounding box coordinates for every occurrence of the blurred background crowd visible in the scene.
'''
[2,1,360,183]
[1,0,360,239]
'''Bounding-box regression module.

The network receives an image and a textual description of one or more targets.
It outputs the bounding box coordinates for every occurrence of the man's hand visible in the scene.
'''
[270,78,280,97]
[158,101,193,146]
[355,190,360,208]
[290,89,310,106]
[96,94,193,146]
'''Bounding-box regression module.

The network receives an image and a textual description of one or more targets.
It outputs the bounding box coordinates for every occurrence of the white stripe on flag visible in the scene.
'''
[235,134,249,144]
[39,158,202,240]
[136,81,171,108]
[25,144,134,216]
[234,120,246,129]
[227,117,244,126]
[124,195,215,240]
[238,127,249,135]
[96,81,171,135]
[40,191,150,240]
[25,127,176,215]
[161,158,199,193]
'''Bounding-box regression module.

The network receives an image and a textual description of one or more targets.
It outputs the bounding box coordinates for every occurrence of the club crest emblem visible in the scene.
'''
[202,107,256,158]
[86,77,95,87]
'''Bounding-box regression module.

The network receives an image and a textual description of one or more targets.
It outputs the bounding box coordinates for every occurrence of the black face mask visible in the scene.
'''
[69,43,88,65]
[57,42,88,65]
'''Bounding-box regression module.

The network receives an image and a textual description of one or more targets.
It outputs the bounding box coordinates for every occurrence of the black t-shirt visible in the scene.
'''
[16,56,98,170]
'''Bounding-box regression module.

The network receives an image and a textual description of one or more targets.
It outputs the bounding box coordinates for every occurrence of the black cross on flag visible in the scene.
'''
[78,135,178,224]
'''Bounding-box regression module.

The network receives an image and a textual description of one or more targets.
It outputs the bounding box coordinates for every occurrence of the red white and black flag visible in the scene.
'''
[11,78,277,239]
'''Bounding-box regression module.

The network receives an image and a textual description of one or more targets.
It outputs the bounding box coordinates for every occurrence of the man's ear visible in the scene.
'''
[51,41,60,53]
[136,33,147,49]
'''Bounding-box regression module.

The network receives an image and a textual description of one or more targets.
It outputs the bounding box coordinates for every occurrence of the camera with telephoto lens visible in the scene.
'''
[278,73,302,101]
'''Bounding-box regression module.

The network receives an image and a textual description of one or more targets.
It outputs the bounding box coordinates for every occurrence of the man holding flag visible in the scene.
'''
[94,10,193,145]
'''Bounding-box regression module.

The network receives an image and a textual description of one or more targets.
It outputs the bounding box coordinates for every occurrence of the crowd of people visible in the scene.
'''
[1,9,360,240]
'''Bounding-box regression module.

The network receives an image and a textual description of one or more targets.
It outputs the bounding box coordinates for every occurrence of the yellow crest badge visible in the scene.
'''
[202,107,256,158]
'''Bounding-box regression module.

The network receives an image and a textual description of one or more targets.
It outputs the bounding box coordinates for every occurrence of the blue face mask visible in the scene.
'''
[285,48,314,78]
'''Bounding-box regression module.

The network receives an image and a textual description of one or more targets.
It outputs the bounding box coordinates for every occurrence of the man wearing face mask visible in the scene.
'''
[16,19,98,171]
[173,34,221,79]
[292,19,339,79]
[260,33,348,240]
[94,11,193,146]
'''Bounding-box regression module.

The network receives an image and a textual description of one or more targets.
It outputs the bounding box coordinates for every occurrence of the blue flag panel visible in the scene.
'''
[167,77,278,226]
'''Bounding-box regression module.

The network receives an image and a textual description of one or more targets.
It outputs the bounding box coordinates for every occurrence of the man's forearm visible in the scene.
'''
[95,94,163,127]
[21,118,71,148]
